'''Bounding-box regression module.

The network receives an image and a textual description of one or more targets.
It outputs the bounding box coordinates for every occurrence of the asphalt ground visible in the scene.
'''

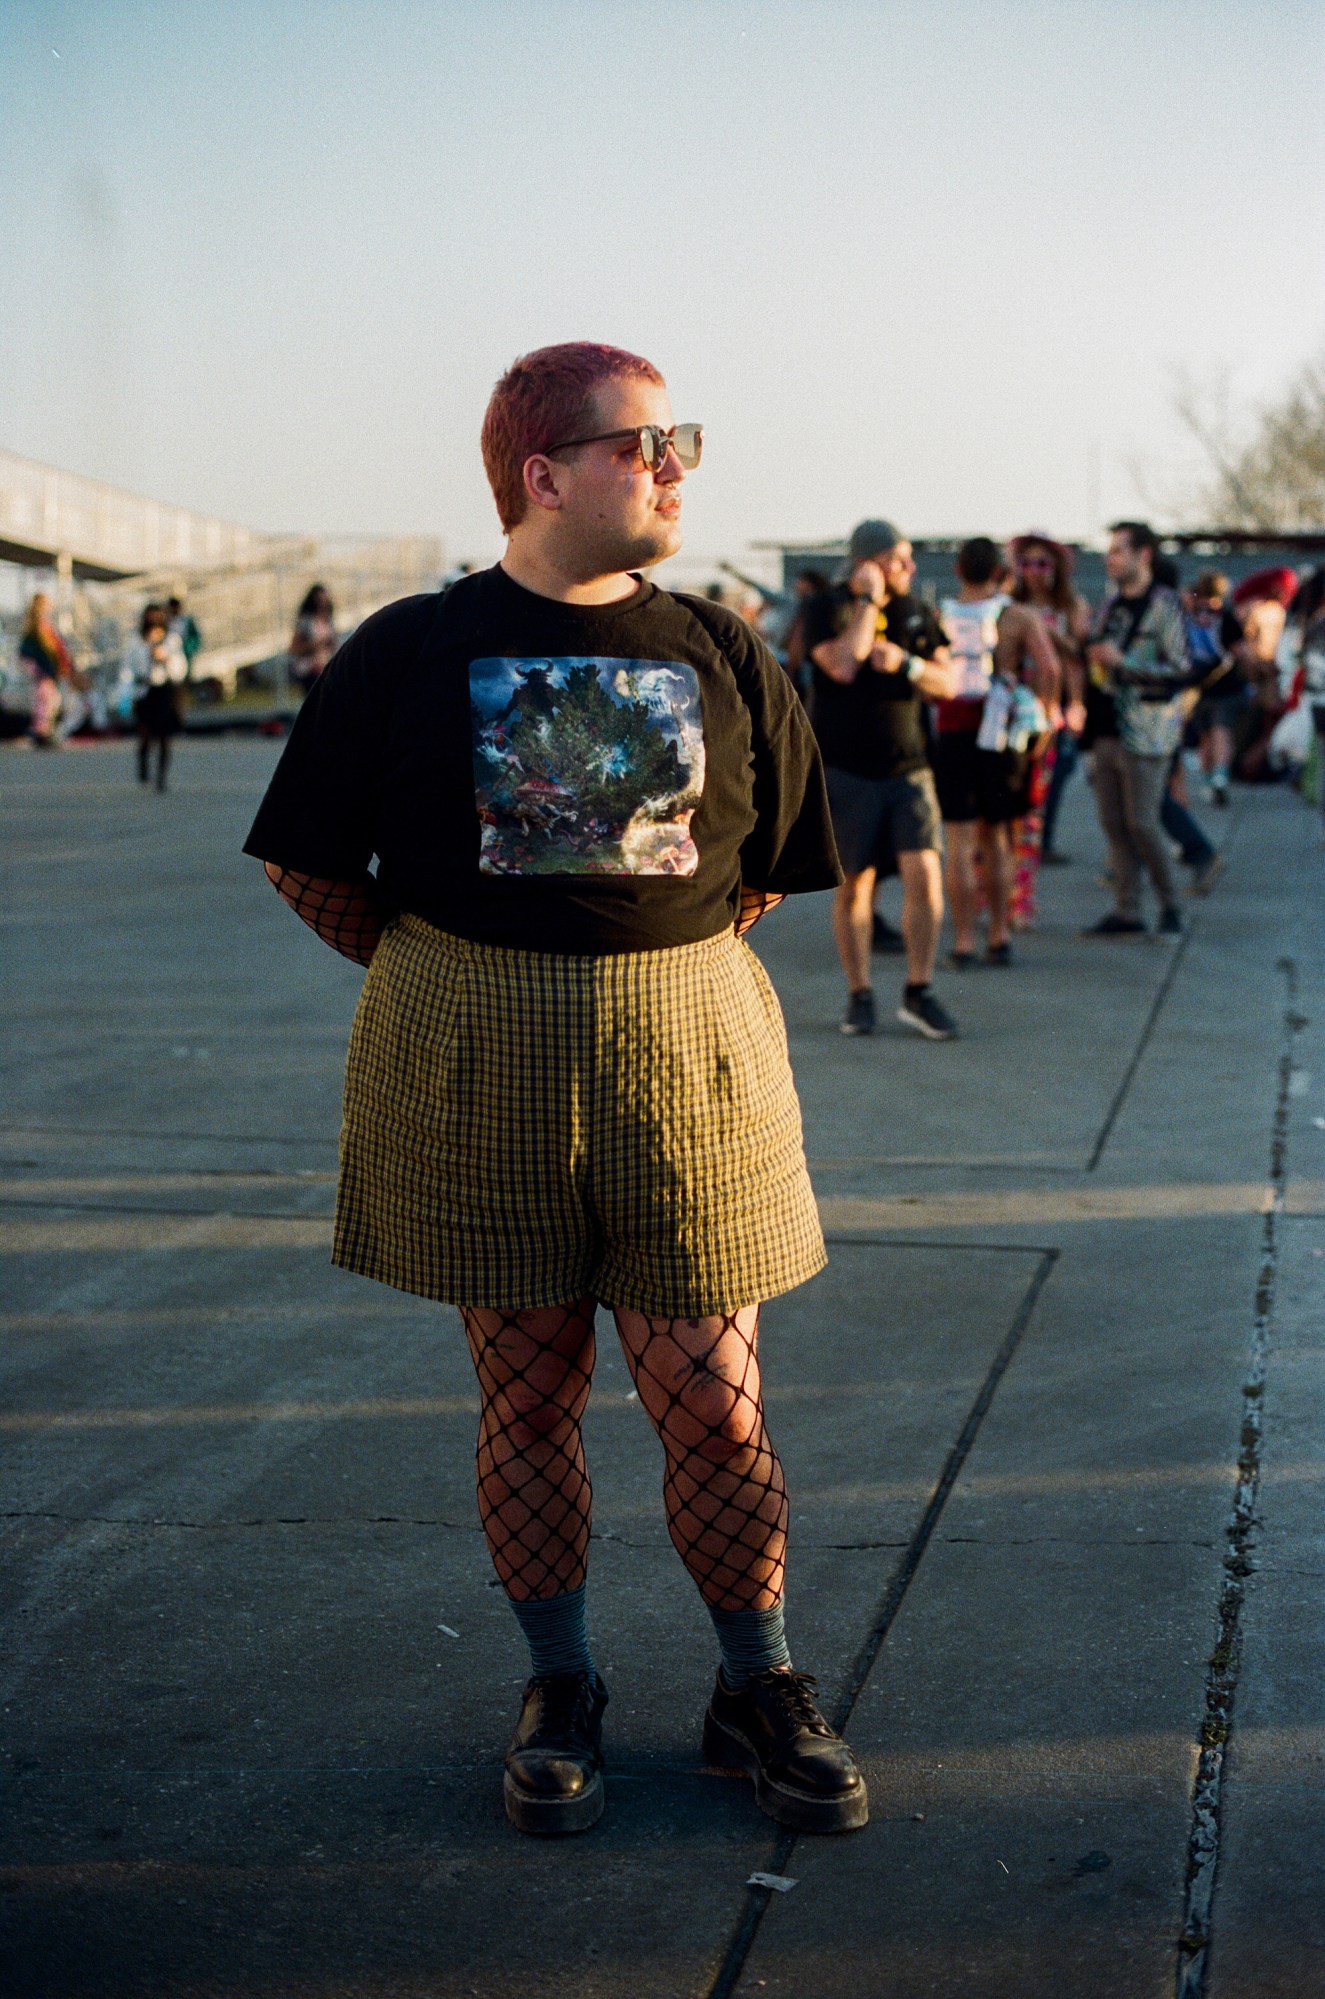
[1,736,1322,1998]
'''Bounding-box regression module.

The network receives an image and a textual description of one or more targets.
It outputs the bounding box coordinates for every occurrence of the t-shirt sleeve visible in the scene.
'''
[242,595,433,877]
[685,601,841,895]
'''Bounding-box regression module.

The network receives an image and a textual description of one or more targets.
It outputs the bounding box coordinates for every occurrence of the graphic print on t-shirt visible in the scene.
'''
[469,656,706,876]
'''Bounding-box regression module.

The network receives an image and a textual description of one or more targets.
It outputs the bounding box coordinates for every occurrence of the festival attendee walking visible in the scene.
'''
[244,342,868,1840]
[288,584,338,693]
[1082,522,1193,936]
[804,521,960,1039]
[1008,535,1090,867]
[18,593,71,749]
[935,538,1061,965]
[123,602,188,790]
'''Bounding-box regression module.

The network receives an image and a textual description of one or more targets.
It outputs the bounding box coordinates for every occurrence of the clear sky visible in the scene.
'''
[2,0,1323,580]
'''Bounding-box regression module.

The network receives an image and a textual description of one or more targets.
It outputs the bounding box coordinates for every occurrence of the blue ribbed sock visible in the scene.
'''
[707,1600,792,1689]
[507,1584,595,1680]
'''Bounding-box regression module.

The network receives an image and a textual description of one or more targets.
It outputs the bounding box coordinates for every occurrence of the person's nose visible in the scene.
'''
[655,441,685,483]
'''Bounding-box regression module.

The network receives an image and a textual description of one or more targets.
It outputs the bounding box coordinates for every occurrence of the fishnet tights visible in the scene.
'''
[460,1301,597,1601]
[264,864,383,966]
[460,1300,786,1611]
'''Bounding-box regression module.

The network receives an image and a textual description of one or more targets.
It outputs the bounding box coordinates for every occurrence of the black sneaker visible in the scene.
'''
[871,912,905,955]
[1081,912,1146,937]
[947,948,977,971]
[840,989,876,1036]
[702,1668,868,1833]
[1157,904,1183,935]
[897,987,958,1040]
[503,1670,607,1835]
[985,941,1013,967]
[1041,847,1071,866]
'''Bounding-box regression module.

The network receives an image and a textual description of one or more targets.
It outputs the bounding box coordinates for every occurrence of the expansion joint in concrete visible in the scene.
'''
[1175,953,1298,1998]
[1,1510,476,1532]
[702,1249,1059,1999]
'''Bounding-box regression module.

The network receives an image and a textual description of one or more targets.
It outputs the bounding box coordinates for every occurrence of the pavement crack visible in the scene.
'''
[1086,805,1246,1173]
[939,1535,1217,1548]
[1175,954,1297,1999]
[703,1248,1059,1999]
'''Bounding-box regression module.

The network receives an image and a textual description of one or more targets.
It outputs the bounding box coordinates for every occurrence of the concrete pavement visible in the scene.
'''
[1,736,1322,1997]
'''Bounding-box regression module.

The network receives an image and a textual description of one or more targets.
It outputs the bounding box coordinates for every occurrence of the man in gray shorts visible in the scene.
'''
[803,521,961,1039]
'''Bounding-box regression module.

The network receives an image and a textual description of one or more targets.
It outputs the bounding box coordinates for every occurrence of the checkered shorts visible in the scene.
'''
[333,915,826,1315]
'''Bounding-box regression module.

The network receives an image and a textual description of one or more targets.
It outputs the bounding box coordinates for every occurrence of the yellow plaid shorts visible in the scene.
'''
[333,914,825,1315]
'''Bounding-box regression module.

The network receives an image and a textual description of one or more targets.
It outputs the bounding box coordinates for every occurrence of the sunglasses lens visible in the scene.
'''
[673,423,702,469]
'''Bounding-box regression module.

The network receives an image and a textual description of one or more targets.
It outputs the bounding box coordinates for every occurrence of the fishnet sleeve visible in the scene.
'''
[263,863,384,966]
[735,888,784,938]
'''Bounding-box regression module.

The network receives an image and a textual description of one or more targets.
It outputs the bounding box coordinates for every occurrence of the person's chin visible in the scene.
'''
[639,517,682,565]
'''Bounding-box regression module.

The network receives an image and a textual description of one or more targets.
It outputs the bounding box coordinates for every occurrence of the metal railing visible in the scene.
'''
[0,445,267,578]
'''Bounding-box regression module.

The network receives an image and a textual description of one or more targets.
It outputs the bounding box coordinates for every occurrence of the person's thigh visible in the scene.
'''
[887,768,943,856]
[1092,739,1128,833]
[610,1303,764,1446]
[589,936,825,1321]
[825,766,891,877]
[897,845,943,903]
[972,748,1030,826]
[1120,752,1168,839]
[932,732,979,827]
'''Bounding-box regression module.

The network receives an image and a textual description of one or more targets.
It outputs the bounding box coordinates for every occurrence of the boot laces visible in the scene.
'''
[759,1669,834,1737]
[529,1671,595,1736]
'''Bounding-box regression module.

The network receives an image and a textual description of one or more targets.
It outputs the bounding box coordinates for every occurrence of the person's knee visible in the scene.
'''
[836,870,875,917]
[901,849,943,914]
[683,1380,764,1466]
[496,1373,582,1448]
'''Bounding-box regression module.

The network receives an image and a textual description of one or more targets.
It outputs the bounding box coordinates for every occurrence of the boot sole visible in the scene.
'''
[702,1712,869,1833]
[503,1765,604,1835]
[896,1008,956,1041]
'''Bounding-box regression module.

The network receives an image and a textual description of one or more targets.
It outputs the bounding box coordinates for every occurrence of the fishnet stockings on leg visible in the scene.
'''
[611,1304,786,1611]
[460,1299,597,1601]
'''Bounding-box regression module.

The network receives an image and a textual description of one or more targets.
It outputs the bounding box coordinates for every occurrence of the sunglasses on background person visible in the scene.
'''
[1017,555,1055,572]
[543,422,703,471]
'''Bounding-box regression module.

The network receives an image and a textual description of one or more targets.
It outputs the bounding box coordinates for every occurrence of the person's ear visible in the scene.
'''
[522,454,564,514]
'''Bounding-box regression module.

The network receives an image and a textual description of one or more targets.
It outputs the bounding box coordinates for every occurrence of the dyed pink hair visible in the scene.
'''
[481,342,665,533]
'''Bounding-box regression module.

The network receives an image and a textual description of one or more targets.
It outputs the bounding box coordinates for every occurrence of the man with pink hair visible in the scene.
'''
[244,343,868,1839]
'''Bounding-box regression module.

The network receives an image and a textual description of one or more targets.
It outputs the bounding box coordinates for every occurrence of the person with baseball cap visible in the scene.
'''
[802,520,961,1038]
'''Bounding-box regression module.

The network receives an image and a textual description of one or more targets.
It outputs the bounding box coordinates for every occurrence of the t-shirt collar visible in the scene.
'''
[490,562,654,618]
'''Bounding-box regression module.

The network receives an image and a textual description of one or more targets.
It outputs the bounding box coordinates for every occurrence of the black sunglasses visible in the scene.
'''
[543,421,703,471]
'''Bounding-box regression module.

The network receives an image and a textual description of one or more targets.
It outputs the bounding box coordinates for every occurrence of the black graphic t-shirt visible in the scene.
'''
[244,565,841,953]
[802,587,948,778]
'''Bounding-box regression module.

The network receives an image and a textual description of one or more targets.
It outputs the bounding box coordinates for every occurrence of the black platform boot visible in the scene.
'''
[503,1670,608,1835]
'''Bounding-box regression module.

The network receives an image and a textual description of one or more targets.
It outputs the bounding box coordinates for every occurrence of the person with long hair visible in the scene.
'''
[122,601,188,790]
[288,584,338,693]
[1009,534,1089,875]
[934,537,1060,966]
[19,593,72,749]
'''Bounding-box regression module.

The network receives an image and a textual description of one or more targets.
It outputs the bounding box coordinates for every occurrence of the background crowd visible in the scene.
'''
[748,521,1325,1040]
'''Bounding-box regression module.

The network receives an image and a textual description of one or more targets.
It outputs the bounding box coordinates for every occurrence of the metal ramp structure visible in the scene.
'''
[0,446,443,690]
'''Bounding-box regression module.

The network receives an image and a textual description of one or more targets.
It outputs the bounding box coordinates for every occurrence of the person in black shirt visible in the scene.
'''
[803,519,961,1040]
[245,342,867,1841]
